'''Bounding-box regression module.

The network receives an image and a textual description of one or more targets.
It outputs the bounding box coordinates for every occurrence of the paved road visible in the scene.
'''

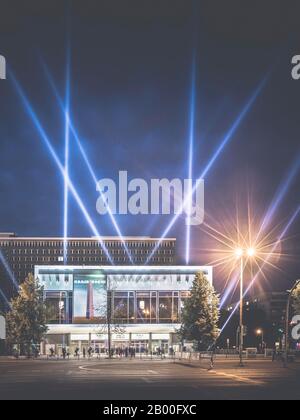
[0,357,299,400]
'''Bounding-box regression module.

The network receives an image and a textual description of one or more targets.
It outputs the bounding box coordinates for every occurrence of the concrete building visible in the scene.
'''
[35,265,213,355]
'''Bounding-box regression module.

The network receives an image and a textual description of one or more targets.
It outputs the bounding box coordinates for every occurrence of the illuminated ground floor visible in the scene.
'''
[42,324,181,356]
[34,265,213,356]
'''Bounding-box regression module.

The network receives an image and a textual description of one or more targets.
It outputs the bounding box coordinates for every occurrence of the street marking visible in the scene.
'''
[208,370,265,385]
[142,377,154,383]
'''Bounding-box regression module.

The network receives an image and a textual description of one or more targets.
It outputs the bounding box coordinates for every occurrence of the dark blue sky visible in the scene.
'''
[0,0,300,291]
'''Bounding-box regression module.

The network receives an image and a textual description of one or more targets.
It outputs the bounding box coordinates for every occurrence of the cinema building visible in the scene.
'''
[35,265,213,354]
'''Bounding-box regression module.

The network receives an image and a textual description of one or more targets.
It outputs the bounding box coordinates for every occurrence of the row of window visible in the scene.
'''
[0,240,175,249]
[8,256,174,264]
[8,257,175,271]
[45,290,190,325]
[5,248,173,256]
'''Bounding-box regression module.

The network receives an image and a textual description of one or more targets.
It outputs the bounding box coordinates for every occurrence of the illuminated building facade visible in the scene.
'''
[35,265,213,354]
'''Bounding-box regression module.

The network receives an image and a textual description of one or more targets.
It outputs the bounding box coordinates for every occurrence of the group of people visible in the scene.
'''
[47,345,171,360]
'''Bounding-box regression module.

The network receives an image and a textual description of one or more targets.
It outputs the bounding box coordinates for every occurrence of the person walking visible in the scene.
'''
[88,347,93,359]
[74,347,80,360]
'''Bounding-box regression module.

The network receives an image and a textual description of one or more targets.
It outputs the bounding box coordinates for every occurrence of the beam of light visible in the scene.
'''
[220,205,300,335]
[146,75,268,264]
[256,156,300,243]
[221,156,300,308]
[41,62,134,264]
[10,71,114,264]
[0,287,11,309]
[185,53,197,265]
[63,48,71,264]
[220,273,239,308]
[245,204,300,294]
[0,250,18,290]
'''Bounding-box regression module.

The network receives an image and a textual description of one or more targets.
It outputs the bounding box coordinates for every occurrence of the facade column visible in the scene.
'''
[168,333,173,355]
[149,332,153,355]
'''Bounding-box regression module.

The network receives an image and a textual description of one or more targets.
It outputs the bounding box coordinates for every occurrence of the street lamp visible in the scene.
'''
[235,247,256,367]
[284,279,300,366]
[256,329,264,352]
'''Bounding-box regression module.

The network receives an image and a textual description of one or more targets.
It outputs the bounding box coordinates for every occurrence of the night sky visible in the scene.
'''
[0,0,300,294]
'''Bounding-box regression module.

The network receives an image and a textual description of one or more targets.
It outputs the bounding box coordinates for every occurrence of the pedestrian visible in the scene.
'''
[88,347,93,359]
[95,347,100,359]
[62,347,67,360]
[208,346,216,371]
[74,347,80,359]
[83,347,86,358]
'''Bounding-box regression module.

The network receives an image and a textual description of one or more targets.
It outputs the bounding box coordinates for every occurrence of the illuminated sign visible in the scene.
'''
[73,275,107,324]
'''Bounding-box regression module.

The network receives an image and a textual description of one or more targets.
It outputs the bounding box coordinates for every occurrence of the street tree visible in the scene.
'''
[96,281,126,358]
[292,283,300,315]
[178,271,220,351]
[6,273,48,356]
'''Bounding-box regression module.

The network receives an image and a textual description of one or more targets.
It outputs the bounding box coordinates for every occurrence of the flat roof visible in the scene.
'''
[35,265,212,274]
[0,235,176,241]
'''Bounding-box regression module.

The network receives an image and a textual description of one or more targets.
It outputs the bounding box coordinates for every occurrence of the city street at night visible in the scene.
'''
[1,0,300,403]
[0,357,299,400]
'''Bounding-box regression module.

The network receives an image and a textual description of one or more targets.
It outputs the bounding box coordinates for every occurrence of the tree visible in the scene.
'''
[6,273,48,356]
[292,283,300,315]
[178,272,220,351]
[96,285,126,359]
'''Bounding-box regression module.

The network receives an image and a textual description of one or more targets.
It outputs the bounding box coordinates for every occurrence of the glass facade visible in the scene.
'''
[44,291,73,324]
[112,290,186,324]
[36,266,212,326]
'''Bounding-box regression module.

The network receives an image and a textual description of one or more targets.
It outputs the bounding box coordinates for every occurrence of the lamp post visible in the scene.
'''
[284,279,300,366]
[235,248,256,367]
[256,329,264,353]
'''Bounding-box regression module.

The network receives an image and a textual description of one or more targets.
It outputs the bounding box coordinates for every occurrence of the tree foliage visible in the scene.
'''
[6,273,48,356]
[178,271,220,351]
[292,283,300,315]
